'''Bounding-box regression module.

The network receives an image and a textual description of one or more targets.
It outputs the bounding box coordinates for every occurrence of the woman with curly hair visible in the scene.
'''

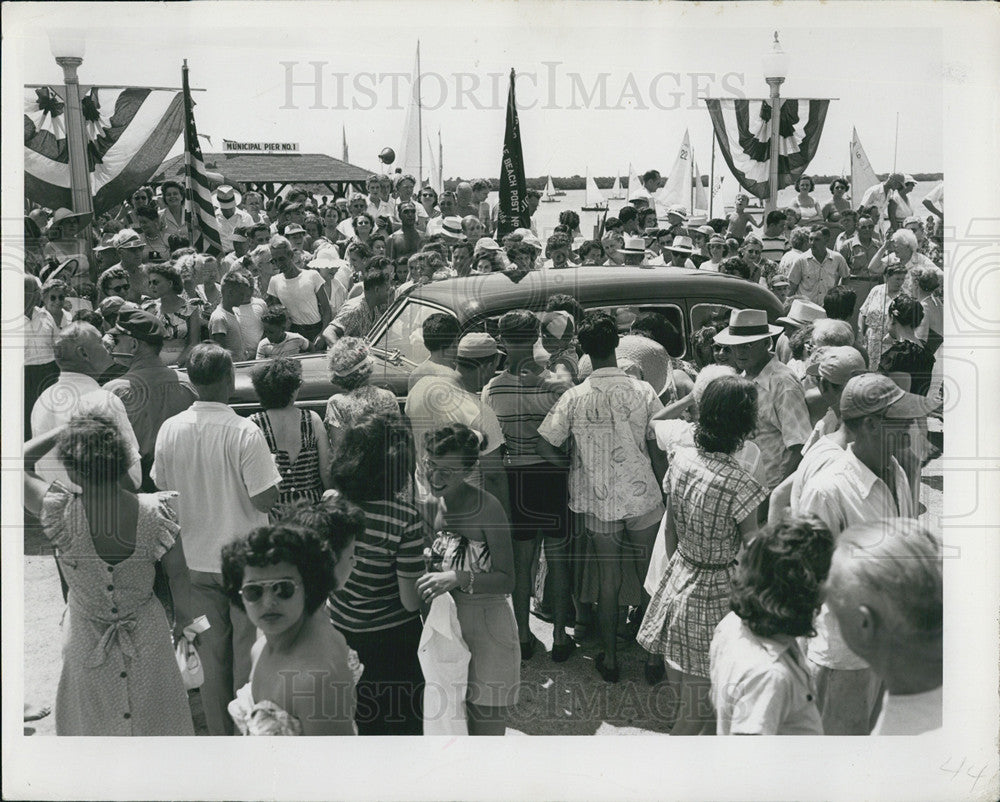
[249,358,332,512]
[879,294,935,397]
[142,262,202,366]
[416,423,518,735]
[710,514,834,735]
[637,375,767,734]
[323,337,400,454]
[221,501,364,735]
[23,413,196,735]
[327,412,426,735]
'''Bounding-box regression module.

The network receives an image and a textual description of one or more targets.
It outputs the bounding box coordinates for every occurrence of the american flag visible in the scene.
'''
[182,62,223,255]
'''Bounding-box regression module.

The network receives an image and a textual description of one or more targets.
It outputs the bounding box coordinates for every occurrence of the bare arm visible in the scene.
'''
[249,484,280,513]
[647,437,667,488]
[160,535,196,637]
[178,310,201,367]
[315,287,333,330]
[923,198,943,219]
[310,411,334,490]
[737,512,759,545]
[650,393,695,422]
[22,427,65,517]
[866,241,890,276]
[778,444,804,484]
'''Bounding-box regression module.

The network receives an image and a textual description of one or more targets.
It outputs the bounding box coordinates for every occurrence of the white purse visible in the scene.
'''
[174,615,211,690]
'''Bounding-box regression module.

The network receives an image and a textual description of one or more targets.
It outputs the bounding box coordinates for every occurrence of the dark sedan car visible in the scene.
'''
[225,266,783,415]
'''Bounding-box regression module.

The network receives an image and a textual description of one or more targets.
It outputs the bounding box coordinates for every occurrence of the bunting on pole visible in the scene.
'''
[496,69,529,240]
[25,85,184,214]
[705,97,831,201]
[182,62,223,256]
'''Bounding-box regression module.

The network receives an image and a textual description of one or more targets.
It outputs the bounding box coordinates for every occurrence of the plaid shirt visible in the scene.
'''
[747,356,812,490]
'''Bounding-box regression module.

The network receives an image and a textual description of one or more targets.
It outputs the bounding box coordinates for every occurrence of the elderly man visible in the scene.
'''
[31,322,142,493]
[787,226,850,306]
[104,308,197,490]
[454,181,477,218]
[265,235,331,344]
[152,344,281,736]
[109,229,147,303]
[213,186,253,254]
[715,309,811,493]
[336,194,370,240]
[795,372,927,735]
[824,519,942,735]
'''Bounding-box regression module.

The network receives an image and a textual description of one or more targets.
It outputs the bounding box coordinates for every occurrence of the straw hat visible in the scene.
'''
[777,299,827,327]
[713,308,783,345]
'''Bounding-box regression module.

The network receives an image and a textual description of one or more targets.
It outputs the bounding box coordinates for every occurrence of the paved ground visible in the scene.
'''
[21,451,943,737]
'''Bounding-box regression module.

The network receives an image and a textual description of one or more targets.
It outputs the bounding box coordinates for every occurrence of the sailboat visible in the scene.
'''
[850,127,879,206]
[609,172,625,199]
[626,163,642,201]
[541,175,559,202]
[398,42,424,184]
[581,167,608,211]
[426,129,443,194]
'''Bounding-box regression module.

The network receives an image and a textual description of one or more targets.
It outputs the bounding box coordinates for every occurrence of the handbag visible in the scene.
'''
[174,615,211,690]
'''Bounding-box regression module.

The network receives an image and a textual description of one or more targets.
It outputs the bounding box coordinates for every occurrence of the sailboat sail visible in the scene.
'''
[426,134,443,194]
[627,163,642,201]
[850,127,879,205]
[398,44,422,182]
[545,176,557,197]
[692,148,708,214]
[660,129,693,211]
[584,168,606,208]
[609,174,624,199]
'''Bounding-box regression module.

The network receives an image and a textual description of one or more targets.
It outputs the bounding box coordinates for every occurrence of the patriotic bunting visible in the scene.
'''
[705,98,830,201]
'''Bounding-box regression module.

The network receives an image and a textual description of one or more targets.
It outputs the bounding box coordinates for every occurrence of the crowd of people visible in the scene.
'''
[22,167,944,737]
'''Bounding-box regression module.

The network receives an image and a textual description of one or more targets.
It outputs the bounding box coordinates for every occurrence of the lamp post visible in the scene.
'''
[50,33,95,222]
[761,31,790,214]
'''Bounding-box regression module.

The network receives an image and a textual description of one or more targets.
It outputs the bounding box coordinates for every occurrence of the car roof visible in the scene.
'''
[406,266,783,325]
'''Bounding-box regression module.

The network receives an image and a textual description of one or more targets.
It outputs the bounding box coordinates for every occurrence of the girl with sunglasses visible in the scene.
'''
[221,500,365,736]
[416,423,518,736]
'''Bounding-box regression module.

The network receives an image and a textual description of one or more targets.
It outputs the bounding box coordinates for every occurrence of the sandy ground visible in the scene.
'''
[21,450,943,737]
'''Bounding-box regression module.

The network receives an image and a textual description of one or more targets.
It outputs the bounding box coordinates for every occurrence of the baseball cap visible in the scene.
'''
[805,346,867,385]
[284,223,307,237]
[113,307,166,344]
[456,332,499,359]
[839,373,932,421]
[112,229,144,250]
[540,310,575,341]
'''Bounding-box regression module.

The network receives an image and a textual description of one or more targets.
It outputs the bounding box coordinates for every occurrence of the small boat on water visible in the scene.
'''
[541,175,559,202]
[608,173,625,199]
[581,168,608,211]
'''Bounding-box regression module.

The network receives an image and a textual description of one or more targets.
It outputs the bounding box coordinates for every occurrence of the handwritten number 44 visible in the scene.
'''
[939,757,991,791]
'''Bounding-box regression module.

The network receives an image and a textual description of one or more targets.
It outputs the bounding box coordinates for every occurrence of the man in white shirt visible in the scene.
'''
[795,373,926,735]
[151,344,281,735]
[31,322,142,493]
[336,194,371,240]
[824,517,942,735]
[859,173,905,225]
[922,180,944,220]
[213,186,253,255]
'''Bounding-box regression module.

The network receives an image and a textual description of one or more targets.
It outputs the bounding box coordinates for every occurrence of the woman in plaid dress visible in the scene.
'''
[637,375,766,735]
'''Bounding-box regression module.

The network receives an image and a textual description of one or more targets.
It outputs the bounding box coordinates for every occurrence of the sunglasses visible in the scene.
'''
[356,221,372,227]
[239,578,300,603]
[46,294,67,302]
[109,283,130,294]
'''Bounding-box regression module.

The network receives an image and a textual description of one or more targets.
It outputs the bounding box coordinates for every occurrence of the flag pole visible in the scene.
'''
[709,134,716,218]
[182,60,197,248]
[892,112,900,172]
[416,40,423,188]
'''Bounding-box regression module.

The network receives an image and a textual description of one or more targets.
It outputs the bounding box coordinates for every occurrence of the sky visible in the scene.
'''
[9,1,944,182]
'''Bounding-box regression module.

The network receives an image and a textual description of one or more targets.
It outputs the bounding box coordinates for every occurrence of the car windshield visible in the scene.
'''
[370,300,442,368]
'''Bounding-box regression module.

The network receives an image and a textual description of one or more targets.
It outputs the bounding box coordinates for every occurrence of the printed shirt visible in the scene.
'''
[538,367,663,522]
[747,356,812,490]
[838,235,882,277]
[787,250,850,305]
[483,369,570,466]
[796,443,914,670]
[710,612,823,735]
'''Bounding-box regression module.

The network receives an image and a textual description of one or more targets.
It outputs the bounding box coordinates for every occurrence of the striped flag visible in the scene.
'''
[182,63,223,255]
[25,85,184,214]
[705,98,831,201]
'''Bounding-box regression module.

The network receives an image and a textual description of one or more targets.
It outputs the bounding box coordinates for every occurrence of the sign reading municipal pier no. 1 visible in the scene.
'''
[222,140,300,153]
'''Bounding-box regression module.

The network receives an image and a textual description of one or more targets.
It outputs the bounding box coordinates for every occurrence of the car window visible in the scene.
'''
[691,303,735,336]
[587,303,686,358]
[372,300,438,367]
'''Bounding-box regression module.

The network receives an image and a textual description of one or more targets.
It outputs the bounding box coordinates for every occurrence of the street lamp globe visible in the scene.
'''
[49,30,86,63]
[762,31,790,83]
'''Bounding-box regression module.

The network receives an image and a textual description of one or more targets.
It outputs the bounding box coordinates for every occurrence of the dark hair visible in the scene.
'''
[544,293,584,324]
[160,180,184,198]
[694,375,757,454]
[888,293,924,328]
[730,514,835,638]
[576,240,605,264]
[692,324,719,368]
[56,413,129,484]
[604,217,622,232]
[250,357,303,409]
[577,311,618,359]
[472,179,491,193]
[788,323,814,360]
[809,224,831,241]
[796,175,815,192]
[331,412,415,502]
[260,305,288,328]
[525,188,542,200]
[348,241,373,261]
[765,210,787,227]
[362,270,390,292]
[221,522,339,615]
[839,208,858,222]
[144,262,183,295]
[546,232,572,255]
[73,309,105,329]
[641,169,661,183]
[498,309,539,343]
[424,423,484,469]
[719,256,752,281]
[167,234,191,252]
[186,343,233,386]
[422,313,461,352]
[97,266,130,298]
[352,212,375,231]
[823,285,857,321]
[558,210,581,230]
[276,496,364,562]
[618,206,638,225]
[136,205,159,223]
[451,240,474,259]
[632,312,683,356]
[830,177,850,192]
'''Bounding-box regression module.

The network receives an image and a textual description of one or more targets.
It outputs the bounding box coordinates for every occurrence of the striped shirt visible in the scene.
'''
[760,234,788,264]
[327,499,426,633]
[483,369,570,466]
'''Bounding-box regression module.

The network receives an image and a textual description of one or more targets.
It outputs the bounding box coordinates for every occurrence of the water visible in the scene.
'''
[488,182,935,241]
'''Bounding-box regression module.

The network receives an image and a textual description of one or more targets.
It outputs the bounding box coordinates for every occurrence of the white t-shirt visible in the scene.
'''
[267,269,325,325]
[235,298,267,361]
[871,687,942,735]
[151,401,282,573]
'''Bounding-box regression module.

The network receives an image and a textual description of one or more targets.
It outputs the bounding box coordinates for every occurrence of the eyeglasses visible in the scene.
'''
[356,221,372,227]
[46,294,67,302]
[422,456,465,478]
[109,283,130,294]
[239,579,301,603]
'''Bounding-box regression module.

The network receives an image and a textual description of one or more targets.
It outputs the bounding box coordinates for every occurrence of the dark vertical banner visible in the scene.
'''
[496,69,529,240]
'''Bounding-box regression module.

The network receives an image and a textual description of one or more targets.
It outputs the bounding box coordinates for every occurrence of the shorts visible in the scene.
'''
[583,504,665,536]
[506,462,570,543]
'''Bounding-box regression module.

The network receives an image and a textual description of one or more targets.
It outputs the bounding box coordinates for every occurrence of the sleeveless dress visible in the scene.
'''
[432,531,520,708]
[228,647,364,735]
[250,408,324,511]
[40,484,195,735]
[142,297,196,366]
